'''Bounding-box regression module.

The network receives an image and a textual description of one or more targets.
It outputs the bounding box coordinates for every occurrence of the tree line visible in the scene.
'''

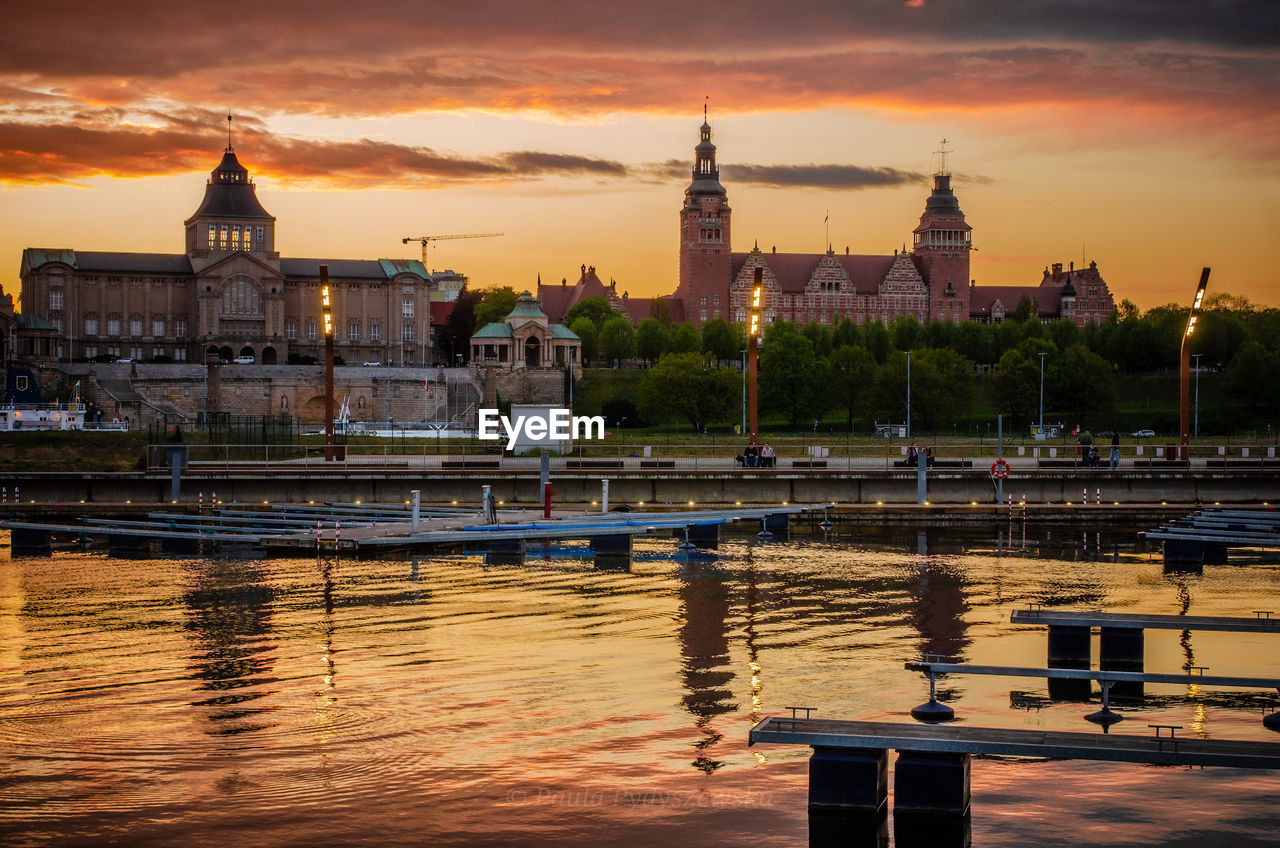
[437,287,1280,433]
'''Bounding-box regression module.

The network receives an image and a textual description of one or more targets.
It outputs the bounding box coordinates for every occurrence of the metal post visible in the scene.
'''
[1192,353,1202,437]
[905,350,912,439]
[997,414,1004,505]
[601,479,609,514]
[1038,351,1047,436]
[411,489,421,533]
[748,266,763,445]
[321,265,335,461]
[917,448,927,504]
[741,349,746,437]
[1181,268,1211,458]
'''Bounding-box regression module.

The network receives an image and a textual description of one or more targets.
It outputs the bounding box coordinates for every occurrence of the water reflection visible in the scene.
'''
[182,560,278,735]
[676,562,737,774]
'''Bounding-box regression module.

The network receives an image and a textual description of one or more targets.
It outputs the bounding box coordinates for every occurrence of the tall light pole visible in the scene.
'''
[1192,353,1203,438]
[1180,268,1211,459]
[905,350,912,439]
[747,267,763,444]
[740,348,747,437]
[321,265,335,461]
[1038,351,1047,437]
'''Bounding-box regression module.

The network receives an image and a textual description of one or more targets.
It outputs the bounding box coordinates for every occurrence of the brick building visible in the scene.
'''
[18,139,439,366]
[541,115,1116,329]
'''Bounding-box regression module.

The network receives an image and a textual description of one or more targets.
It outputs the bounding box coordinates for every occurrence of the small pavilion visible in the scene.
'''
[470,291,580,368]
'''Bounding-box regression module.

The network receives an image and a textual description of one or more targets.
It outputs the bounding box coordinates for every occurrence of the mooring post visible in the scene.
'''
[807,746,888,816]
[893,750,971,816]
[410,490,421,533]
[482,485,497,524]
[601,479,609,514]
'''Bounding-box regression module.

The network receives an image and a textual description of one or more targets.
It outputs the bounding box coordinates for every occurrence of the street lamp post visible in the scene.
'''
[321,265,335,461]
[905,350,912,439]
[1180,268,1211,459]
[1192,353,1203,437]
[747,267,763,444]
[740,348,747,437]
[1038,351,1047,437]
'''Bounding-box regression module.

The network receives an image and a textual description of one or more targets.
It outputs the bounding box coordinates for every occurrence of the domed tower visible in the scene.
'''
[184,124,277,268]
[675,108,732,325]
[911,141,972,322]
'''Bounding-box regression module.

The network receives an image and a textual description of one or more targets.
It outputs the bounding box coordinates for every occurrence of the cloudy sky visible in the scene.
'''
[2,0,1276,307]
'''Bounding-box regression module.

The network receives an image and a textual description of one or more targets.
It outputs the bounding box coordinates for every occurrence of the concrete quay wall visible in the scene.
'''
[3,469,1277,506]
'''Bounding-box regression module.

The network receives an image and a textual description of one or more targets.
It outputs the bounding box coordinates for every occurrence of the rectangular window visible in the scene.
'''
[208,224,216,248]
[50,290,63,310]
[86,345,97,359]
[286,319,298,340]
[402,299,414,318]
[401,323,414,341]
[107,318,121,336]
[256,226,265,248]
[152,348,164,359]
[152,319,165,337]
[52,317,63,333]
[348,320,360,341]
[175,348,187,362]
[219,225,229,249]
[130,319,143,336]
[306,320,318,341]
[175,318,187,336]
[369,321,380,342]
[231,228,241,250]
[85,318,99,335]
[131,346,143,360]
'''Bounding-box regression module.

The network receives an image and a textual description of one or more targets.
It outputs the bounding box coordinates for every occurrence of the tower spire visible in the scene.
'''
[934,138,950,176]
[226,111,233,152]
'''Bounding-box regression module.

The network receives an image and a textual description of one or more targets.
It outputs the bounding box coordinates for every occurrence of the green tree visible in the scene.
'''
[863,320,892,364]
[569,317,599,364]
[1226,341,1280,410]
[1050,343,1118,424]
[670,321,700,354]
[599,316,637,366]
[924,319,957,351]
[472,286,518,328]
[649,297,672,325]
[889,315,925,351]
[760,329,829,427]
[833,317,861,349]
[638,353,738,433]
[1011,295,1040,323]
[989,346,1042,427]
[566,296,618,330]
[802,322,835,357]
[910,348,975,431]
[635,318,670,364]
[828,344,876,430]
[435,288,480,363]
[700,317,737,365]
[954,320,995,365]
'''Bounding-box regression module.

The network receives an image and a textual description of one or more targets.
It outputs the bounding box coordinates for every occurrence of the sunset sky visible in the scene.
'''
[1,1,1276,310]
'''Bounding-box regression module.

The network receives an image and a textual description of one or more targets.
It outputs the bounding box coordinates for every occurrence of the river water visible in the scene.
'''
[1,523,1278,846]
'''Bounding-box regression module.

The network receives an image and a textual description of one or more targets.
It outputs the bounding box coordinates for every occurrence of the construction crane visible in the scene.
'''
[401,232,503,271]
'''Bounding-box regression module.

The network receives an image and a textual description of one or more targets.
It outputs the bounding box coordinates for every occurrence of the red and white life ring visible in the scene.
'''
[990,459,1011,478]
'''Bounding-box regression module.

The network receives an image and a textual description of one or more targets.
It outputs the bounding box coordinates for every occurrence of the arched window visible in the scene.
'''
[220,277,262,315]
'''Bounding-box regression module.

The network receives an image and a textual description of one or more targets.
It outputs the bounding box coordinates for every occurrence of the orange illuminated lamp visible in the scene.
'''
[1179,268,1210,458]
[321,267,336,460]
[747,268,764,445]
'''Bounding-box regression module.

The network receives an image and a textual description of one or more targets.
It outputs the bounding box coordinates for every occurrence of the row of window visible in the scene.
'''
[81,346,188,361]
[81,316,189,337]
[284,318,424,343]
[913,230,971,248]
[208,224,266,251]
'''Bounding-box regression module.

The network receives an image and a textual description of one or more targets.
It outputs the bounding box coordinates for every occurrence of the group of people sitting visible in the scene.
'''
[737,443,777,468]
[905,444,935,467]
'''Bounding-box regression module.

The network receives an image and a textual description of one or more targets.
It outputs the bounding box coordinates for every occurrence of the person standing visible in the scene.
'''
[1110,429,1120,470]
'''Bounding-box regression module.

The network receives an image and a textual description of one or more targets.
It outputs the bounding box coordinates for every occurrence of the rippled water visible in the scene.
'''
[1,523,1278,846]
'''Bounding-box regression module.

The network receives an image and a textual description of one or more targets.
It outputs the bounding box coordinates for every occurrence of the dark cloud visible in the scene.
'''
[722,163,925,190]
[0,113,630,186]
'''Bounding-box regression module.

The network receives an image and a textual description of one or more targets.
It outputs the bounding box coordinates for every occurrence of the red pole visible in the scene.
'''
[543,480,553,519]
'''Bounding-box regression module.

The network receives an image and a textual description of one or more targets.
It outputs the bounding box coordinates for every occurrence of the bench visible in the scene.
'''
[639,460,676,469]
[1133,459,1190,469]
[791,460,828,469]
[565,460,625,470]
[893,459,972,469]
[441,460,501,470]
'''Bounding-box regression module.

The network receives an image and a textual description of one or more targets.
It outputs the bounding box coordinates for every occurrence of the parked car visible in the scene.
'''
[233,355,255,364]
[363,361,382,367]
[1131,429,1155,438]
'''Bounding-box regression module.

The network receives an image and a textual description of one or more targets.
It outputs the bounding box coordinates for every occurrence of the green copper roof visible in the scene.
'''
[472,322,514,339]
[549,324,579,340]
[379,258,429,279]
[506,291,547,320]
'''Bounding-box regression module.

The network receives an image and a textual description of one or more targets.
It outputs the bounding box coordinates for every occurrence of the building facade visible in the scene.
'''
[18,142,440,366]
[542,116,1116,330]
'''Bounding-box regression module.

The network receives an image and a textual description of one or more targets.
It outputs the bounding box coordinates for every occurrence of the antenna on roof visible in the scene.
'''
[704,96,708,122]
[226,111,233,152]
[935,138,950,175]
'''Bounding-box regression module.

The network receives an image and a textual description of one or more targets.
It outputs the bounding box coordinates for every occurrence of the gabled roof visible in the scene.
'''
[968,285,1064,316]
[731,252,897,293]
[429,301,455,325]
[537,267,614,323]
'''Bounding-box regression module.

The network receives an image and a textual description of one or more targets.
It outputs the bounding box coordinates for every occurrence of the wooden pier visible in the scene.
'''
[749,716,1280,817]
[1143,507,1280,567]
